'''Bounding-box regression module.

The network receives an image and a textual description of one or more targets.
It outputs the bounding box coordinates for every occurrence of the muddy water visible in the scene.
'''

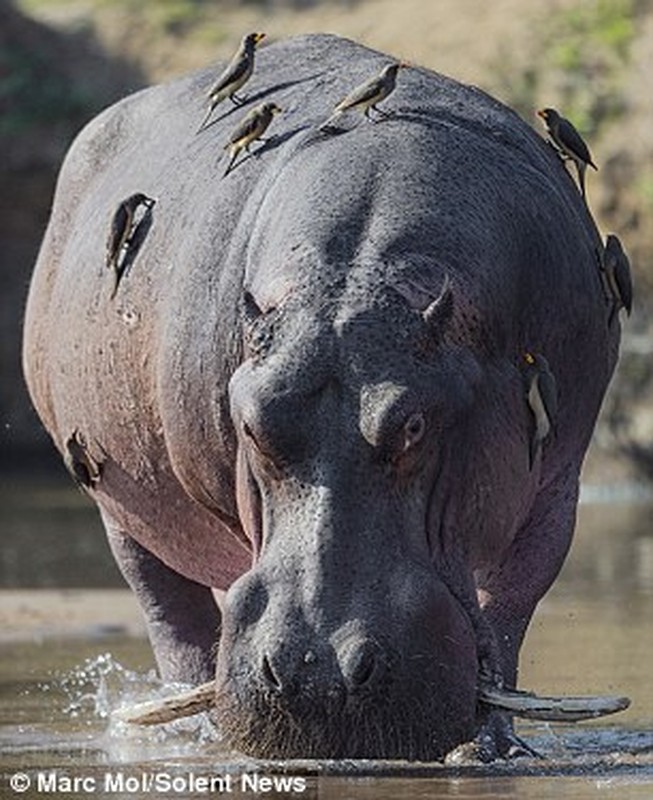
[1,480,652,798]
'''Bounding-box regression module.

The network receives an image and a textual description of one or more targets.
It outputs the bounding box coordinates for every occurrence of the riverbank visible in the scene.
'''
[0,590,145,643]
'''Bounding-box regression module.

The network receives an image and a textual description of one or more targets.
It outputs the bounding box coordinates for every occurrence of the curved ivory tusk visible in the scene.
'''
[115,679,631,727]
[478,684,630,722]
[114,680,216,726]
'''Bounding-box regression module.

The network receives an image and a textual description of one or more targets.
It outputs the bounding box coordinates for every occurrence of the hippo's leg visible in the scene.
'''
[102,510,220,685]
[473,465,581,759]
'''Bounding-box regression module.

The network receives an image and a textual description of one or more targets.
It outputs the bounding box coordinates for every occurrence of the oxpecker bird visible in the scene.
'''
[522,352,558,470]
[223,101,282,176]
[603,233,633,323]
[64,429,101,490]
[106,193,155,298]
[537,107,597,200]
[320,62,407,130]
[197,32,266,133]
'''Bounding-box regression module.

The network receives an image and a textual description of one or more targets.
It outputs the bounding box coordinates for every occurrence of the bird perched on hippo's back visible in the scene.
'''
[320,61,408,130]
[197,32,266,133]
[223,101,282,176]
[537,107,597,201]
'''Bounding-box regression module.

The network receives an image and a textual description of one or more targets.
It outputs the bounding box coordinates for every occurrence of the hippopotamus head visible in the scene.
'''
[216,259,489,758]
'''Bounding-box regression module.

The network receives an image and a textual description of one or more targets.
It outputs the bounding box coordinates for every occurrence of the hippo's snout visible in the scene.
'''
[214,567,478,760]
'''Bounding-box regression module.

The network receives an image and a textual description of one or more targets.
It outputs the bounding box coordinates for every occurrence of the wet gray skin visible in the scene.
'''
[22,34,619,760]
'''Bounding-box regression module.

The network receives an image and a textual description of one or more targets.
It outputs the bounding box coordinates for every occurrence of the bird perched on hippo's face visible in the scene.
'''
[197,32,266,133]
[537,107,597,201]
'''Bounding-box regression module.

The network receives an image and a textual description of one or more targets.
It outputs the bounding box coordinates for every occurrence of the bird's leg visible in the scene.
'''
[369,105,393,123]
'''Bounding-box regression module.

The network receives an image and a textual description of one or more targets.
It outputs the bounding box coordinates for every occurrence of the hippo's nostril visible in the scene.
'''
[338,639,382,692]
[347,648,377,689]
[261,654,282,691]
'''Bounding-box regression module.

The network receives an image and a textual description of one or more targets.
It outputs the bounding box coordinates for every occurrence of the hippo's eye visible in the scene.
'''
[402,412,426,451]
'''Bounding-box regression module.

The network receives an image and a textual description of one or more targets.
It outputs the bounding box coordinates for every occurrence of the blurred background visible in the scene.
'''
[1,0,652,593]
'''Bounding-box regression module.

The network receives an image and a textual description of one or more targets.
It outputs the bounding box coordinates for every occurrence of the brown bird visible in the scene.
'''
[320,62,407,130]
[223,102,282,176]
[63,429,102,490]
[197,32,266,133]
[602,233,633,323]
[106,193,155,298]
[537,107,597,200]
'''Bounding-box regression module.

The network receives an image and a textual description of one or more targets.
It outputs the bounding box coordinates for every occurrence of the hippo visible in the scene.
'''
[22,34,620,760]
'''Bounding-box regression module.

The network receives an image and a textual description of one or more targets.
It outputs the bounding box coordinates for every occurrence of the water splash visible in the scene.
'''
[38,652,222,758]
[54,652,159,721]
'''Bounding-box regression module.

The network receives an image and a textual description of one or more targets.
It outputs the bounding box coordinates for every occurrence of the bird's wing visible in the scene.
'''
[227,111,264,148]
[615,256,634,313]
[539,368,558,424]
[558,119,593,165]
[106,204,131,264]
[336,75,384,111]
[208,54,250,97]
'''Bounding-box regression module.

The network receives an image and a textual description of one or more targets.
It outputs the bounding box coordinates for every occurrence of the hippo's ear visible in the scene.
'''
[242,290,264,326]
[422,274,454,335]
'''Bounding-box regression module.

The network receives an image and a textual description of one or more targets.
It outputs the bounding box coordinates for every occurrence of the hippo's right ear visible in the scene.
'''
[242,290,264,326]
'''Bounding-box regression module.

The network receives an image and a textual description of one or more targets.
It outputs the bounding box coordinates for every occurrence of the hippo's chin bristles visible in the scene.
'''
[213,679,474,761]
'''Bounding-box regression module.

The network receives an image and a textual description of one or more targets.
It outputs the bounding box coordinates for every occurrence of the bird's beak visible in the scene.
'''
[536,109,546,119]
[255,32,266,44]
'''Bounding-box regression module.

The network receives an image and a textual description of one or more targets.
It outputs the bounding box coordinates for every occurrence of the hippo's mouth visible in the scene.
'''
[116,682,630,745]
[210,655,477,761]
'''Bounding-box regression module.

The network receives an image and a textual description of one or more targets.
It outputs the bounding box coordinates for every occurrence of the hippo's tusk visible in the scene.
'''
[114,680,216,726]
[478,684,630,722]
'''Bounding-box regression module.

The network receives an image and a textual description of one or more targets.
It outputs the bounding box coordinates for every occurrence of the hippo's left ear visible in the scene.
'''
[422,274,454,335]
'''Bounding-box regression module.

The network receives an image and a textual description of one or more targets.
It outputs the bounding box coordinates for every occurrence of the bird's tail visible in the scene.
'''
[223,150,237,177]
[196,104,215,135]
